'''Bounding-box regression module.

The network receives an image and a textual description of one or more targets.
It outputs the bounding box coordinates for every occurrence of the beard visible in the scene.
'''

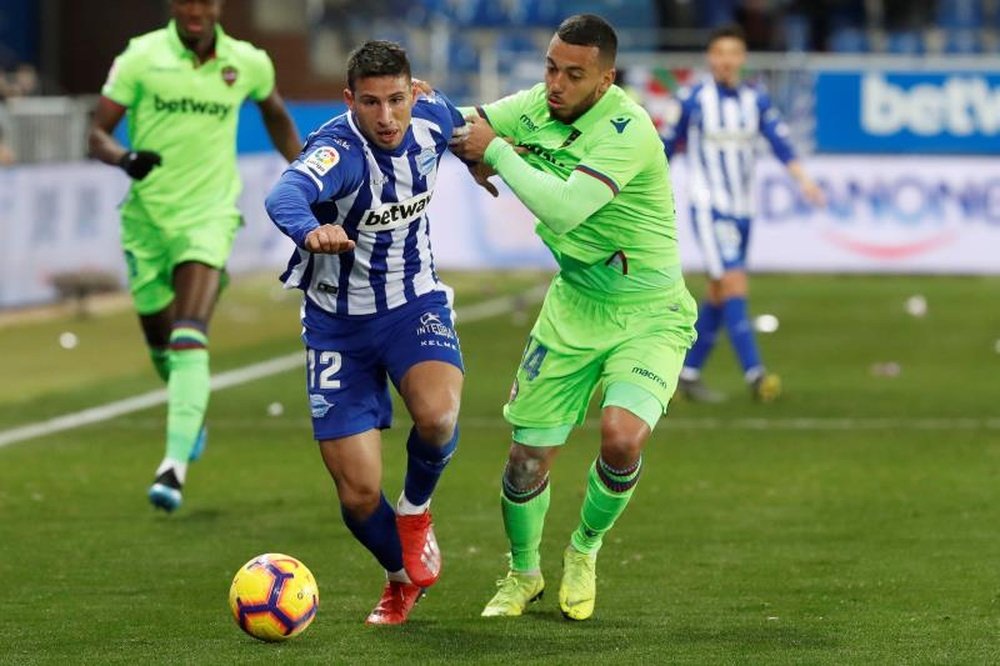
[548,85,604,124]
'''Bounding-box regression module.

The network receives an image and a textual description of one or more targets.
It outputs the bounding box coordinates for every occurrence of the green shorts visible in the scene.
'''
[503,276,697,441]
[121,212,241,315]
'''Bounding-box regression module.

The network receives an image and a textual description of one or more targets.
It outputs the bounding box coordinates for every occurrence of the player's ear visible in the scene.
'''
[344,88,354,109]
[601,68,616,95]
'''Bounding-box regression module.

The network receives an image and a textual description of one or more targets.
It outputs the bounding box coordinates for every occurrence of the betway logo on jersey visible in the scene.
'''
[154,94,233,120]
[862,74,1000,136]
[360,191,432,232]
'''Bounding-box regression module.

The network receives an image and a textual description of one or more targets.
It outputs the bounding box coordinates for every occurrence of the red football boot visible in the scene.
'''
[396,511,442,588]
[365,580,424,625]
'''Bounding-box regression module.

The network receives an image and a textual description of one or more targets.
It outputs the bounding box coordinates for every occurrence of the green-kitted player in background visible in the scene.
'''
[451,14,696,621]
[88,0,301,512]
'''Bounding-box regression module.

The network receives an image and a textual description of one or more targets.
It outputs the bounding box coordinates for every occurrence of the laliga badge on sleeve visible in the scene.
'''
[304,146,341,176]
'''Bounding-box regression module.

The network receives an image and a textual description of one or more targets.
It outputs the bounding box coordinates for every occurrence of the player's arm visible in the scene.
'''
[452,116,614,234]
[257,90,301,163]
[88,48,162,180]
[265,143,356,253]
[661,87,694,158]
[758,92,824,206]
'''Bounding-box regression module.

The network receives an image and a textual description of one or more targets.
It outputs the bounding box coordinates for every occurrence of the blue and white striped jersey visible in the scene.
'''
[661,77,796,219]
[266,93,464,317]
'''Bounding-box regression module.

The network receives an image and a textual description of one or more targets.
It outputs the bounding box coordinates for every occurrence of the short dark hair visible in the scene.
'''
[708,24,747,48]
[346,40,411,91]
[556,14,617,65]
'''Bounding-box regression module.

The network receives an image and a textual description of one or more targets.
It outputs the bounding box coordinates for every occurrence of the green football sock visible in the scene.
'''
[501,474,551,573]
[570,456,643,555]
[149,346,170,383]
[165,327,210,462]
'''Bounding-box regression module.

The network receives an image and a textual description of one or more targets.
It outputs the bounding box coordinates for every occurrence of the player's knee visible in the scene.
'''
[504,446,550,492]
[411,406,458,447]
[338,485,381,520]
[599,423,646,469]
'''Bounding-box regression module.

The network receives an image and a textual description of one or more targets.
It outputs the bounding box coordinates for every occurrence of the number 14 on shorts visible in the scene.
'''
[520,337,548,381]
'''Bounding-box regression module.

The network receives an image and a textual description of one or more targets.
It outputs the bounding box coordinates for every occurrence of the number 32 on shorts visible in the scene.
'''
[307,349,342,389]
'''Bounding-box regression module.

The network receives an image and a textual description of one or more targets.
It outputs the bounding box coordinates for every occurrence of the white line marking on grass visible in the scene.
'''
[0,285,550,450]
[104,416,1000,432]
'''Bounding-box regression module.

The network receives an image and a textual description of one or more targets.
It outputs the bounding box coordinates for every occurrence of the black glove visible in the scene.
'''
[118,150,162,180]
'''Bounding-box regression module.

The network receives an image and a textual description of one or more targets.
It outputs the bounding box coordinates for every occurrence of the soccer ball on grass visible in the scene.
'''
[229,553,319,642]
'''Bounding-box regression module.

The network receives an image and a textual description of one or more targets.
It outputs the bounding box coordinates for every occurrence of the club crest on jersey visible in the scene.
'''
[416,148,437,176]
[221,66,238,87]
[304,146,340,176]
[360,190,432,232]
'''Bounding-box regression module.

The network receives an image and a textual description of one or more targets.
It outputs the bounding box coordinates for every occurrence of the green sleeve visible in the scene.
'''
[475,86,539,138]
[484,138,614,235]
[246,48,276,101]
[100,42,141,107]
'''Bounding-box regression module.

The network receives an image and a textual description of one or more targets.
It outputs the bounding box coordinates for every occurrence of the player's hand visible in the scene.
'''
[800,178,826,207]
[450,115,497,163]
[304,224,356,254]
[118,150,162,180]
[412,78,434,98]
[468,162,499,198]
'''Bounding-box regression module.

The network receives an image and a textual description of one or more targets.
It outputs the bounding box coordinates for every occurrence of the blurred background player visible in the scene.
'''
[452,14,696,622]
[661,24,824,403]
[87,0,301,510]
[265,41,466,625]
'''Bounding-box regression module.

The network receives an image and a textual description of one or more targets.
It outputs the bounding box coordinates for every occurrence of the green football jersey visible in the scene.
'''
[102,20,275,223]
[477,83,680,276]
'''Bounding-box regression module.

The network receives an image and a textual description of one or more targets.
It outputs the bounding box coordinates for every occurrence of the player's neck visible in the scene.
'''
[176,26,217,64]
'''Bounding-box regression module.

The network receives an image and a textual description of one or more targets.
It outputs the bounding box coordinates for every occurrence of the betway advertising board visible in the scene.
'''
[1,153,997,308]
[815,71,1000,154]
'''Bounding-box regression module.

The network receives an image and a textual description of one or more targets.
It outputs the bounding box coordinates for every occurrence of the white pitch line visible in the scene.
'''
[0,285,550,450]
[99,416,1000,432]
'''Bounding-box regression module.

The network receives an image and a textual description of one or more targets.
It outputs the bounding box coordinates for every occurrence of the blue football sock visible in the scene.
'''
[341,494,403,573]
[403,425,458,507]
[722,296,763,376]
[683,301,723,372]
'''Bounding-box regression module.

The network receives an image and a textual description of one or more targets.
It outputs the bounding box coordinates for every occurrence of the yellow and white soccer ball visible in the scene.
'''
[229,553,319,642]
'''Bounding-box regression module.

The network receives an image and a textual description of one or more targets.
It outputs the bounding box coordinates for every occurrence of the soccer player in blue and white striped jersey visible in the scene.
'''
[662,24,824,402]
[265,41,466,625]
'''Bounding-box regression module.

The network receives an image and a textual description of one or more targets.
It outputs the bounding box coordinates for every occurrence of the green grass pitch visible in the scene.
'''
[1,272,999,664]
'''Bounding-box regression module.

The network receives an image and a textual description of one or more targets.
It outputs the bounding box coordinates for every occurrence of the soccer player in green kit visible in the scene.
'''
[450,14,696,621]
[88,0,301,512]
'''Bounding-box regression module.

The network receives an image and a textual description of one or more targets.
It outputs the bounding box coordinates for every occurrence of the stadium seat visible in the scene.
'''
[782,14,811,52]
[448,34,480,73]
[935,0,983,29]
[944,29,982,53]
[452,0,511,27]
[885,30,925,55]
[512,0,562,27]
[828,27,870,53]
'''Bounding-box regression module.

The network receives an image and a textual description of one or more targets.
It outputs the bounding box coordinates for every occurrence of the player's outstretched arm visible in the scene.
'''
[265,169,355,254]
[257,90,302,163]
[451,115,613,234]
[88,96,162,180]
[787,160,825,207]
